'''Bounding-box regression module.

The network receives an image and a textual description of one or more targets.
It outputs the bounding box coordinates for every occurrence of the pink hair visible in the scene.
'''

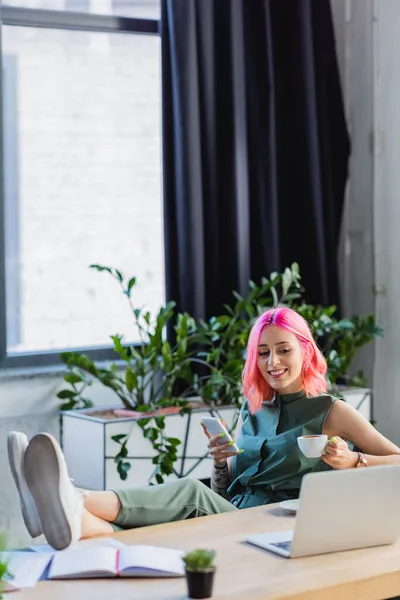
[242,307,328,413]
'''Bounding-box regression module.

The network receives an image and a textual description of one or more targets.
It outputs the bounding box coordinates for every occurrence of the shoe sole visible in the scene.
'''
[24,434,72,550]
[7,434,42,538]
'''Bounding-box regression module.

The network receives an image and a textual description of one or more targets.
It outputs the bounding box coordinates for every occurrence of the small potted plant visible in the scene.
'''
[182,549,216,599]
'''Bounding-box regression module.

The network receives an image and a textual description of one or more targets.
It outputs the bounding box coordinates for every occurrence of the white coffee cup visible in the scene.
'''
[297,434,328,458]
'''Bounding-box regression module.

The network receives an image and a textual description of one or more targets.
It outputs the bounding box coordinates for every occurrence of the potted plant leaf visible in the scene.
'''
[0,533,10,599]
[182,549,216,599]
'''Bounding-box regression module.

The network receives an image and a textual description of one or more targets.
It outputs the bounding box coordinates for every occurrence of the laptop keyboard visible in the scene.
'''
[270,541,292,552]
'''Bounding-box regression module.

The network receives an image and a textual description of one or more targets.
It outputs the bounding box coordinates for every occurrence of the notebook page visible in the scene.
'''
[49,547,118,579]
[118,545,184,576]
[3,552,52,588]
[30,537,127,554]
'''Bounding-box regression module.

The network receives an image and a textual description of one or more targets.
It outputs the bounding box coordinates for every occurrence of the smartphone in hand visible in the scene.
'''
[201,417,241,454]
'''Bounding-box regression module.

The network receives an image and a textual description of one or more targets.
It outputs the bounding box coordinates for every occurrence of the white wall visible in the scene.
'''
[371,2,400,444]
[332,0,376,390]
[332,0,400,443]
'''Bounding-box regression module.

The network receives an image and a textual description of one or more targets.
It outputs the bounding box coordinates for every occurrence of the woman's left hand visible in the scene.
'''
[322,437,359,469]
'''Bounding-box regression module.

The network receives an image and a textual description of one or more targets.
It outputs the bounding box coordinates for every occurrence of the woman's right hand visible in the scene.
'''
[201,422,241,465]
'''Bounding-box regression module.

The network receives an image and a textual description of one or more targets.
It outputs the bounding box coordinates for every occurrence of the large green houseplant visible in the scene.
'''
[58,265,219,482]
[58,263,382,482]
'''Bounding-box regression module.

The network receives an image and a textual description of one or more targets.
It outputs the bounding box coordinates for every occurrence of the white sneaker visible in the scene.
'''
[24,433,83,550]
[7,431,42,538]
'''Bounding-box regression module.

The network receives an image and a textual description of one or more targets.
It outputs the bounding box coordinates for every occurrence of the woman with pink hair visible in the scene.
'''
[206,306,400,508]
[8,307,400,549]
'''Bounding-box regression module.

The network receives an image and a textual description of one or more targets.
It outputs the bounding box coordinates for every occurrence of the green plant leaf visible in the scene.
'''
[270,286,278,307]
[143,428,158,442]
[0,532,10,591]
[155,416,165,429]
[60,399,78,411]
[111,434,128,443]
[125,368,137,393]
[119,444,128,458]
[136,404,152,412]
[64,373,83,385]
[116,461,131,480]
[89,264,112,274]
[111,335,130,362]
[281,267,293,297]
[182,549,216,571]
[167,437,181,447]
[127,277,136,292]
[119,462,131,473]
[57,390,77,399]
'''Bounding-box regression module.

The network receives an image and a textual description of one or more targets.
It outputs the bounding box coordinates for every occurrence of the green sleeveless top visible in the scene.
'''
[227,391,338,509]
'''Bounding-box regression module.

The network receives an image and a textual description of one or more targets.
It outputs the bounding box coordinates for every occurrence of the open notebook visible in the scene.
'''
[48,545,185,579]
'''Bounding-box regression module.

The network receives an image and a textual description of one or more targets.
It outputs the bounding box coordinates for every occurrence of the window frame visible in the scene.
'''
[0,4,161,370]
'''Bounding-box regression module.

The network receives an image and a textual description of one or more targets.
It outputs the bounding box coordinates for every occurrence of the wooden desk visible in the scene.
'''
[16,504,400,600]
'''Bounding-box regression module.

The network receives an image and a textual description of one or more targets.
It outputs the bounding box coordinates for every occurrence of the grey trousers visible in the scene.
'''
[112,478,237,530]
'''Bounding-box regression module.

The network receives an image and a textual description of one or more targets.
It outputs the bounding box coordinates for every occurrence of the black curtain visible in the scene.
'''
[161,0,350,320]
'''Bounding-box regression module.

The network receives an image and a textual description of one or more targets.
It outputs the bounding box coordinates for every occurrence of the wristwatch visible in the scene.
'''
[356,452,368,467]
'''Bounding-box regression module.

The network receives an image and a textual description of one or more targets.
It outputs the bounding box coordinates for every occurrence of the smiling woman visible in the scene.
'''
[208,306,400,508]
[244,307,328,410]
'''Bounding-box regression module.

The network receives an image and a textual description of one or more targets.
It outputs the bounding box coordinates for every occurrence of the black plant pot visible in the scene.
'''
[185,567,216,599]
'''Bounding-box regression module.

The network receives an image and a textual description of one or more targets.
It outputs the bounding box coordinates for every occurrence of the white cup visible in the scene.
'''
[297,434,328,458]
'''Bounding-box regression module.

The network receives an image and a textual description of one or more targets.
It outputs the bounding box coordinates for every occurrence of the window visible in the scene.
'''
[0,3,163,367]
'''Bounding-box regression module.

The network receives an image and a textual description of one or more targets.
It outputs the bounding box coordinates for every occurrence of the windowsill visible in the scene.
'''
[0,364,67,382]
[0,359,127,382]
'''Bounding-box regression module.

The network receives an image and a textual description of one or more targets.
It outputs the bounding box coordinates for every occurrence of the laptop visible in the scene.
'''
[245,465,400,558]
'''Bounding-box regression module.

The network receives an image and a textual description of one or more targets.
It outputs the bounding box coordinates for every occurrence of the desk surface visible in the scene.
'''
[16,504,400,600]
